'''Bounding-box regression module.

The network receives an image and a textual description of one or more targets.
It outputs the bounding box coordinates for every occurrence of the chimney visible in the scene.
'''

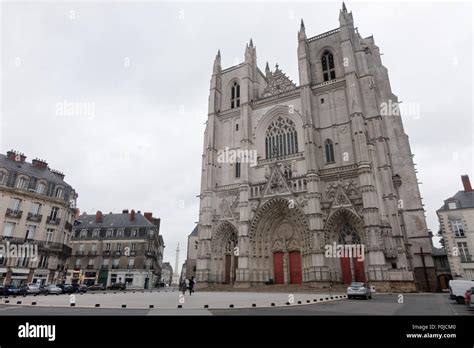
[32,158,48,169]
[130,209,136,221]
[122,209,129,214]
[461,175,472,192]
[7,150,26,163]
[95,210,103,223]
[144,212,153,222]
[50,169,65,180]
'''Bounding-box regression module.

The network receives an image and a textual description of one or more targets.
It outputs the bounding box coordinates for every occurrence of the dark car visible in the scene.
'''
[56,284,75,294]
[72,284,88,293]
[108,283,126,290]
[88,283,106,291]
[3,285,27,296]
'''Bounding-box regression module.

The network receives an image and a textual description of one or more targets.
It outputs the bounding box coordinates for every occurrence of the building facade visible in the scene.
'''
[69,210,164,289]
[437,175,474,281]
[185,226,198,280]
[196,4,435,292]
[161,262,173,286]
[0,150,78,286]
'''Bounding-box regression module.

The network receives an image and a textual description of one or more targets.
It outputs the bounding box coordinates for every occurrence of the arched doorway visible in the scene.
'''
[249,198,309,285]
[325,209,365,284]
[211,222,239,284]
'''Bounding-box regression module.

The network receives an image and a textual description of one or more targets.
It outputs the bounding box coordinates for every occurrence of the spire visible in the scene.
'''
[212,49,221,74]
[339,1,353,26]
[298,18,307,41]
[249,38,253,48]
[342,2,347,12]
[265,61,271,77]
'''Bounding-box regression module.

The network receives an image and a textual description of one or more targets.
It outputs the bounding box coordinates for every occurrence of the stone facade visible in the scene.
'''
[0,150,78,286]
[437,175,474,281]
[69,210,164,289]
[196,4,435,292]
[185,226,198,280]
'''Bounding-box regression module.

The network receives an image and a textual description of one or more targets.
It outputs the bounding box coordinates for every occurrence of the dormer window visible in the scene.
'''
[0,170,7,185]
[55,186,64,198]
[322,51,336,81]
[15,176,29,190]
[231,82,240,109]
[36,182,46,194]
[106,229,114,237]
[447,202,457,210]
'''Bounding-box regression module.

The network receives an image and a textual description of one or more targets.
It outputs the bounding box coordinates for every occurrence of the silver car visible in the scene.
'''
[347,282,372,300]
[26,283,40,294]
[44,285,62,294]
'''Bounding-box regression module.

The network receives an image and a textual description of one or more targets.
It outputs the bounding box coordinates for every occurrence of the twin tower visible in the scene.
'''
[195,3,436,292]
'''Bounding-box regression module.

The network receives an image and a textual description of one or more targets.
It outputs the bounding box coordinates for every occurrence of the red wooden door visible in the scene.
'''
[224,254,231,284]
[273,252,284,284]
[289,251,302,284]
[354,257,365,282]
[340,256,352,284]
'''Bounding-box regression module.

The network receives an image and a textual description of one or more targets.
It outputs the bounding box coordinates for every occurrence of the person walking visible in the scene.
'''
[180,279,187,295]
[188,277,195,296]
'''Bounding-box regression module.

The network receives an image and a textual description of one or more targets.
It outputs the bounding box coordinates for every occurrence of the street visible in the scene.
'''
[0,293,471,316]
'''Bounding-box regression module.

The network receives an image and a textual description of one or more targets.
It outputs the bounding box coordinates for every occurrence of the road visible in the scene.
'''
[0,293,471,316]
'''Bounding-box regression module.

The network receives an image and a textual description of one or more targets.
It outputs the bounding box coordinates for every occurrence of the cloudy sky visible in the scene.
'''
[1,0,472,269]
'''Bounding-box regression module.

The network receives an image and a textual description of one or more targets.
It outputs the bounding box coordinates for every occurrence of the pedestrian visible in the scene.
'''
[189,277,195,296]
[180,280,187,295]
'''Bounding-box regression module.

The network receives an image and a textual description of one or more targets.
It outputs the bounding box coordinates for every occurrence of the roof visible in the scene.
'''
[189,225,198,237]
[432,247,447,257]
[438,190,474,211]
[75,212,155,229]
[0,154,72,187]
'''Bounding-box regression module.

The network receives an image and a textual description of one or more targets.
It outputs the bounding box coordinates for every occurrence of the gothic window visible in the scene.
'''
[235,161,241,178]
[338,223,361,244]
[265,117,298,159]
[321,51,336,81]
[231,82,240,109]
[325,139,335,163]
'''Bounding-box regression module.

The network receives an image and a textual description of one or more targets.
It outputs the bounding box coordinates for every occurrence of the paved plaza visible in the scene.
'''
[1,290,345,310]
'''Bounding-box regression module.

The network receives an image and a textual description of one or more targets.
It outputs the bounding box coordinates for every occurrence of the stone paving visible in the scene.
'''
[1,289,346,310]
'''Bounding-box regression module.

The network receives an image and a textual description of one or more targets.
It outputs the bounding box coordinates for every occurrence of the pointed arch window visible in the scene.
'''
[265,117,298,159]
[321,51,336,81]
[235,161,241,178]
[325,139,335,163]
[231,82,240,109]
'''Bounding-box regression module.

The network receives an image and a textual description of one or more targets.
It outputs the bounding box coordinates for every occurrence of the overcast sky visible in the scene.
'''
[1,1,472,270]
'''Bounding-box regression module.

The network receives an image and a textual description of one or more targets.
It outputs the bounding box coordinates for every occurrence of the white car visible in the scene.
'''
[25,283,40,294]
[347,282,372,300]
[449,279,474,304]
[44,285,63,294]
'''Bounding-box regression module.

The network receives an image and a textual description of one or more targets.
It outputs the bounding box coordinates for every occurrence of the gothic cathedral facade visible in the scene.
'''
[196,4,436,292]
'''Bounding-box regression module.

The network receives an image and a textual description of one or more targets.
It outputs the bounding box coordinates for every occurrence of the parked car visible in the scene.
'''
[3,285,27,296]
[56,284,75,294]
[469,288,474,309]
[449,280,474,304]
[24,283,41,294]
[108,283,126,290]
[88,283,106,291]
[72,284,88,293]
[43,285,63,294]
[347,282,372,300]
[0,285,5,296]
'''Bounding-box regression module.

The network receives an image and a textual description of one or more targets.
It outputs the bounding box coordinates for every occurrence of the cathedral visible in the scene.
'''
[196,4,436,292]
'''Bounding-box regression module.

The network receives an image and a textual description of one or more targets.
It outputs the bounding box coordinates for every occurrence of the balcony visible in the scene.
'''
[6,208,22,219]
[88,251,97,256]
[112,265,119,269]
[103,250,111,256]
[46,217,61,225]
[114,251,122,256]
[65,221,73,232]
[27,212,42,223]
[76,250,85,256]
[86,265,95,269]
